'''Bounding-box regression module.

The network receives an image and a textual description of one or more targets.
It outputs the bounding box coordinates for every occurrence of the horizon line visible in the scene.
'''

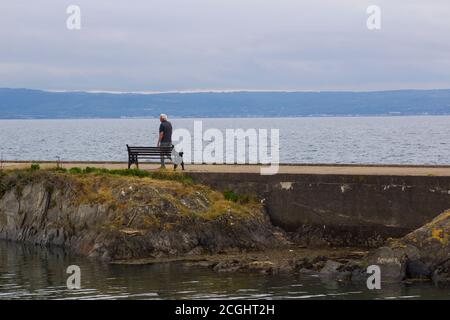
[2,87,450,95]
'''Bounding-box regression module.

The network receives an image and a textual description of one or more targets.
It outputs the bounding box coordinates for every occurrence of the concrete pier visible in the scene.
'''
[189,169,450,245]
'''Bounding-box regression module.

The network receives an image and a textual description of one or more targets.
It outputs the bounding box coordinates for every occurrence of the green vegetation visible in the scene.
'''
[68,167,83,174]
[0,166,194,200]
[0,169,35,197]
[0,177,11,198]
[52,167,258,220]
[223,190,251,204]
[30,163,40,171]
[0,167,262,227]
[49,166,194,185]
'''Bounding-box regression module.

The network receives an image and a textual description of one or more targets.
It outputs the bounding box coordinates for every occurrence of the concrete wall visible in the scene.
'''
[189,172,450,246]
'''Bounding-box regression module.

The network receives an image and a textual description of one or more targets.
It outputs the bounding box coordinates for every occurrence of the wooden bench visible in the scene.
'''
[126,145,185,170]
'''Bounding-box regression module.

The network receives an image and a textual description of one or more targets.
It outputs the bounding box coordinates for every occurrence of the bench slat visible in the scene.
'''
[127,146,172,149]
[130,154,170,156]
[129,150,171,152]
[129,151,171,153]
[130,154,171,156]
[128,148,172,151]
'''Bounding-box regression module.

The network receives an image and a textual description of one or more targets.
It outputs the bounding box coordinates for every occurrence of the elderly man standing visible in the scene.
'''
[157,114,173,168]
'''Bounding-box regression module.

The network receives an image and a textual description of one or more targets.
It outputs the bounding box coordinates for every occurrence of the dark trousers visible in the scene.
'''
[160,142,171,167]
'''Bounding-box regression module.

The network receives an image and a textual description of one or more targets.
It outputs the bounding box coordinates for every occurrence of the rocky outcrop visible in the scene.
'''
[0,170,287,261]
[369,209,450,283]
[290,224,398,248]
[182,248,368,279]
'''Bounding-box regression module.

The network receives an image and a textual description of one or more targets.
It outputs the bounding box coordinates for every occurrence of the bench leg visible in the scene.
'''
[128,156,138,169]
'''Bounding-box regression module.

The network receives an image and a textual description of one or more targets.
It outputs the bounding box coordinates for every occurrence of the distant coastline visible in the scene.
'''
[1,88,450,119]
[1,114,450,121]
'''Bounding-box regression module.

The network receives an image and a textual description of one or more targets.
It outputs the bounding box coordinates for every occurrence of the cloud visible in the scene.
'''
[0,0,449,91]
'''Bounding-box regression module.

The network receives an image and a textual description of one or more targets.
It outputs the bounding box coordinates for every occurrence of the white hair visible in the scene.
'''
[160,113,168,120]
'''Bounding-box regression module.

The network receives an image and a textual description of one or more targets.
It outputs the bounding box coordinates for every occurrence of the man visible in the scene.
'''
[157,114,172,168]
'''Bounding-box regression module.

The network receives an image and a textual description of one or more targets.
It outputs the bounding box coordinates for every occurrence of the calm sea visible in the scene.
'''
[0,116,449,164]
[1,241,449,300]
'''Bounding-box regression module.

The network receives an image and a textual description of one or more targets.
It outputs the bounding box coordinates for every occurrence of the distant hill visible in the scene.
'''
[1,88,450,119]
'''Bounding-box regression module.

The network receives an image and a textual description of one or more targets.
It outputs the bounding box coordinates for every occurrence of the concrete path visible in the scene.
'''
[2,161,450,176]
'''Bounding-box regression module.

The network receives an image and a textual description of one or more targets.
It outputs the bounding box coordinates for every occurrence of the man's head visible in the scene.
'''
[159,114,168,122]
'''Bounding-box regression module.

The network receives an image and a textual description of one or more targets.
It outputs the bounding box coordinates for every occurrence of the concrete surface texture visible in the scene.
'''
[2,161,450,176]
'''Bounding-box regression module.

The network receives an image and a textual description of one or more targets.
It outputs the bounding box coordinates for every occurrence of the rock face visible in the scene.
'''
[0,170,287,261]
[369,209,450,283]
[368,246,408,282]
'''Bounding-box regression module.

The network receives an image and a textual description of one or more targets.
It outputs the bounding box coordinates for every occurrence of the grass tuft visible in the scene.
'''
[30,163,40,171]
[223,190,251,204]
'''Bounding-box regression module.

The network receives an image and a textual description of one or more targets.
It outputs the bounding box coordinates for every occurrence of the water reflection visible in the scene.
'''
[0,241,449,300]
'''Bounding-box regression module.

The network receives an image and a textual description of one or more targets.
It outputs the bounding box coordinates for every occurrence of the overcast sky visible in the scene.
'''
[1,0,450,92]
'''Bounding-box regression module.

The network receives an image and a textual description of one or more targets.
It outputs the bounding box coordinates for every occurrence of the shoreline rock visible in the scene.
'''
[0,170,287,261]
[367,209,450,284]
